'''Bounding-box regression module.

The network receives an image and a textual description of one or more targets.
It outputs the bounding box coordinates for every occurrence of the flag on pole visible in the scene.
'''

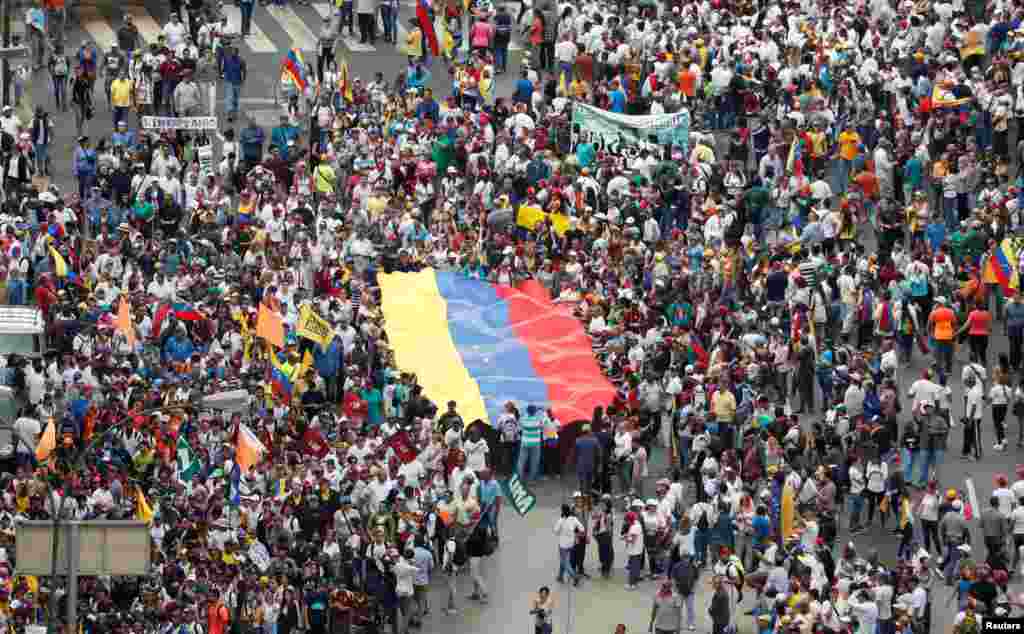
[49,246,68,278]
[256,302,285,348]
[116,298,137,349]
[176,436,201,483]
[558,71,567,97]
[235,423,266,474]
[282,48,308,92]
[339,56,353,103]
[35,420,56,462]
[136,490,154,523]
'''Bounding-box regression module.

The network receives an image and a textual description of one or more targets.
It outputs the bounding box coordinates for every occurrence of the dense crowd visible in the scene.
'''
[3,0,1024,632]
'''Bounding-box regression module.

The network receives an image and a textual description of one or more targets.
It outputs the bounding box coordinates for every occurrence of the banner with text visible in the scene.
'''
[500,474,537,517]
[142,116,219,131]
[572,103,690,154]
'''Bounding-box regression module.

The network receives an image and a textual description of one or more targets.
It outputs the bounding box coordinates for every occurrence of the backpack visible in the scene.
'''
[53,55,68,76]
[696,507,709,531]
[671,557,697,595]
[452,538,468,567]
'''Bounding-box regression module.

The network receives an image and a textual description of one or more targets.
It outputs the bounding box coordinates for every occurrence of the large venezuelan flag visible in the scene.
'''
[378,270,615,425]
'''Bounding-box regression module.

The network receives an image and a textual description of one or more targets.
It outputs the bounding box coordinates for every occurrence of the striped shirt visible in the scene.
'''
[520,414,543,447]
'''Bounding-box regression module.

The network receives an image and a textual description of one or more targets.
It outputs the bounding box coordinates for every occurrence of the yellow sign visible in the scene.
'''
[516,205,572,236]
[296,305,335,347]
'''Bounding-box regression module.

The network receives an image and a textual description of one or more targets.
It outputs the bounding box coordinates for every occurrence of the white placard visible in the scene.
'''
[141,116,219,131]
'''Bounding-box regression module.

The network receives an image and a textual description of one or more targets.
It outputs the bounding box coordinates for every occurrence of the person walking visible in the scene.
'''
[29,107,52,177]
[70,66,93,137]
[493,5,512,73]
[465,520,491,603]
[990,376,1013,453]
[928,297,957,373]
[221,45,247,123]
[1008,294,1024,372]
[649,579,684,634]
[72,135,97,200]
[592,493,615,577]
[355,0,377,45]
[963,369,985,460]
[317,16,336,85]
[470,16,494,57]
[517,404,543,483]
[708,576,731,634]
[238,0,256,36]
[530,587,555,634]
[554,503,584,585]
[109,70,134,129]
[48,45,70,112]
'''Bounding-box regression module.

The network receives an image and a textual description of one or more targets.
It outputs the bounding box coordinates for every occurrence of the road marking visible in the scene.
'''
[78,6,117,51]
[124,6,163,45]
[341,36,376,52]
[311,3,340,19]
[222,5,278,53]
[265,4,319,52]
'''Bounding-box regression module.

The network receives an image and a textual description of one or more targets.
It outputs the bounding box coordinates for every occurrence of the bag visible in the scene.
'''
[452,539,468,567]
[53,55,68,76]
[697,508,709,531]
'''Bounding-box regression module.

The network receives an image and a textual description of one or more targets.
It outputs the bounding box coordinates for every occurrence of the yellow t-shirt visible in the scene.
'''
[838,131,861,161]
[314,163,336,193]
[110,79,133,108]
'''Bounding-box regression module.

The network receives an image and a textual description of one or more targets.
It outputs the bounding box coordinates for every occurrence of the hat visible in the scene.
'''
[645,498,658,507]
[935,296,948,305]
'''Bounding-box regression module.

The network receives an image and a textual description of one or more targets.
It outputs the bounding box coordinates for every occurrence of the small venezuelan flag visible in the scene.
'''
[282,48,308,92]
[49,246,68,278]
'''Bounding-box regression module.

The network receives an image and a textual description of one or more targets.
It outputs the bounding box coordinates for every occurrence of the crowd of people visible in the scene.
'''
[1,0,1024,632]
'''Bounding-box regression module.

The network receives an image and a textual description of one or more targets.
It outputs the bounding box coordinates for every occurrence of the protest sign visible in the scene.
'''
[500,474,537,517]
[141,116,218,131]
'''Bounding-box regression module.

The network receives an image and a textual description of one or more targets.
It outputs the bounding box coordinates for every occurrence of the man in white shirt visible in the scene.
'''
[848,455,866,534]
[848,588,880,634]
[554,505,585,584]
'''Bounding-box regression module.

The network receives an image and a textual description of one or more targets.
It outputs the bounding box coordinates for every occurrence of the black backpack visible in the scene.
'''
[671,557,697,595]
[452,538,468,567]
[696,507,710,531]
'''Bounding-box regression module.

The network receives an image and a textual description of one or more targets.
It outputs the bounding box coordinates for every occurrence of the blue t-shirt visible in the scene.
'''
[609,89,626,113]
[514,78,533,104]
[751,515,771,546]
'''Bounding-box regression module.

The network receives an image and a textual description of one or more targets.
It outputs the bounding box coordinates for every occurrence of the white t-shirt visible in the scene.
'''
[554,515,584,549]
[626,521,644,556]
[1011,505,1024,535]
[994,487,1015,518]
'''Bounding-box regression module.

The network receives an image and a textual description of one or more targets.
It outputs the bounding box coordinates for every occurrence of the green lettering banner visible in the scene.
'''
[501,474,537,517]
[571,103,691,154]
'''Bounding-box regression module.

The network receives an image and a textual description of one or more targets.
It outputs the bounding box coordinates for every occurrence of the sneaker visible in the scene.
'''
[688,626,696,632]
[625,584,636,590]
[442,608,459,616]
[467,593,482,601]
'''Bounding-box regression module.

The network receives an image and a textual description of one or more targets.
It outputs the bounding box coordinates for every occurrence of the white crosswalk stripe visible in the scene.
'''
[311,3,376,52]
[79,6,118,51]
[222,5,278,53]
[124,6,163,45]
[265,4,319,51]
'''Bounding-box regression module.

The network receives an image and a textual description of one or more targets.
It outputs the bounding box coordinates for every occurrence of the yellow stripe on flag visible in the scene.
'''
[35,420,55,462]
[378,270,488,425]
[49,246,68,278]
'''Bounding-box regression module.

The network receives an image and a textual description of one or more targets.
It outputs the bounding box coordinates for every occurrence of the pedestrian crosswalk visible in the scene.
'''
[78,2,524,58]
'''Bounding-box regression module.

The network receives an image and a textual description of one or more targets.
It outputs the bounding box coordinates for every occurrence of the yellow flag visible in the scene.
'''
[558,71,567,97]
[339,56,353,103]
[136,490,154,524]
[35,420,56,462]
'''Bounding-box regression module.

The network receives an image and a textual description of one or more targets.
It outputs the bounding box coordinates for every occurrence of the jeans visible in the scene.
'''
[934,340,953,372]
[380,5,395,41]
[33,143,48,174]
[224,81,242,115]
[494,44,508,71]
[53,76,67,109]
[517,444,541,482]
[919,447,944,486]
[627,553,642,586]
[834,158,853,195]
[77,173,95,201]
[902,448,918,483]
[240,0,255,33]
[557,546,576,582]
[681,592,696,628]
[848,493,864,529]
[112,105,128,128]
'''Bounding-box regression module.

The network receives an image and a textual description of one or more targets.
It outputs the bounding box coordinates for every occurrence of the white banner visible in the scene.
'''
[141,116,218,131]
